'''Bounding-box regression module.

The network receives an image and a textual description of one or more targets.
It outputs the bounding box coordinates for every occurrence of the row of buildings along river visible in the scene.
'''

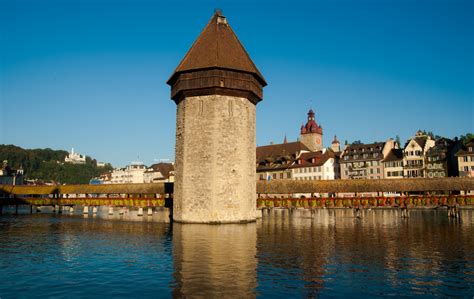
[256,109,473,182]
[1,108,472,186]
[94,108,472,185]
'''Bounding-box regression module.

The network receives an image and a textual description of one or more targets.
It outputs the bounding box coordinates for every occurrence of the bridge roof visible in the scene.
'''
[0,183,168,195]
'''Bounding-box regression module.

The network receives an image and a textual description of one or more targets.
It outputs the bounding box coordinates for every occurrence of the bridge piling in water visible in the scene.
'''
[83,206,89,214]
[448,205,460,219]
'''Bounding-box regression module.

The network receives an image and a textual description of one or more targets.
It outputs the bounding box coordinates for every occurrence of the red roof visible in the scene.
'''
[300,109,323,135]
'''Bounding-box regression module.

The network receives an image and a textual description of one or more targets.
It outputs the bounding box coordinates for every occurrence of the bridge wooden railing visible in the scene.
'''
[1,178,473,208]
[257,195,474,209]
[0,183,173,207]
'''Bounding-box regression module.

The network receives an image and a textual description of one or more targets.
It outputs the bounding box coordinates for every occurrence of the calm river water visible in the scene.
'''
[0,208,473,298]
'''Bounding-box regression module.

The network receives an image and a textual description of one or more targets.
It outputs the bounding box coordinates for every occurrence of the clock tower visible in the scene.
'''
[300,109,323,152]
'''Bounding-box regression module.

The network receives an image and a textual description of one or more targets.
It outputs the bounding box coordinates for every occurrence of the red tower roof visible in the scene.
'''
[301,109,323,135]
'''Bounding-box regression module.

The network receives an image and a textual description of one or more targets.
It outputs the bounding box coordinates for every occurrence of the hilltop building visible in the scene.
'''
[64,148,86,164]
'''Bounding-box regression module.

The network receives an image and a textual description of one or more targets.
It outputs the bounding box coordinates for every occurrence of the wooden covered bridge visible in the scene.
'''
[0,177,473,213]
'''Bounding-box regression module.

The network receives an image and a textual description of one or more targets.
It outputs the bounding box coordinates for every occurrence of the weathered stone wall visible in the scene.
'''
[174,95,256,223]
[300,133,322,152]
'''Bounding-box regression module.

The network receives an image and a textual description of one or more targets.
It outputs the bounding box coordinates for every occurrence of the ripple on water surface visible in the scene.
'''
[0,209,473,298]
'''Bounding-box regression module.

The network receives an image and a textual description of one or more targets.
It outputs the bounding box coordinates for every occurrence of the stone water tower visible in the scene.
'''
[167,11,266,223]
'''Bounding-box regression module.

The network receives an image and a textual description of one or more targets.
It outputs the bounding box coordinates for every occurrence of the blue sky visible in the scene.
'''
[1,0,473,167]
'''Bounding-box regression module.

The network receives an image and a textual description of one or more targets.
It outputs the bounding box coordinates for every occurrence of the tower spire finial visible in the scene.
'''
[214,8,223,16]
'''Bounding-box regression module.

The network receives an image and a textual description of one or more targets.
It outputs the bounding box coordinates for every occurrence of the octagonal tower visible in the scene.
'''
[167,11,266,223]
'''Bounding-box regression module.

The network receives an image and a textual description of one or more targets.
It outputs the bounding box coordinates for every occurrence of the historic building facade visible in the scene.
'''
[340,139,396,180]
[256,109,339,182]
[456,141,474,177]
[64,148,86,164]
[382,148,404,179]
[403,131,435,178]
[425,138,462,178]
[291,149,340,181]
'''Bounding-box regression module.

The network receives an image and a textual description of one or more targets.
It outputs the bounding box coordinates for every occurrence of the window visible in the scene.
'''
[464,166,469,171]
[344,156,349,160]
[463,157,468,162]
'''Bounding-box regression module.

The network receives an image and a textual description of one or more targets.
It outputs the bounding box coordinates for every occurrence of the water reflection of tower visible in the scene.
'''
[172,224,257,297]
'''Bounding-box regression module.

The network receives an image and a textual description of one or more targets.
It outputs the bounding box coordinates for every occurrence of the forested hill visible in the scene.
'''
[0,144,113,184]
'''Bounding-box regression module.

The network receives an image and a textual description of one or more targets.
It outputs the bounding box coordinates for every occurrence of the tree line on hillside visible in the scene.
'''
[0,144,113,184]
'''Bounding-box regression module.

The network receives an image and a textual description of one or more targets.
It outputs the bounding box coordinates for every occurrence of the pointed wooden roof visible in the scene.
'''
[167,11,266,86]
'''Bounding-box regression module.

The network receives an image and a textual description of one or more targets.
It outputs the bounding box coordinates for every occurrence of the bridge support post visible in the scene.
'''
[448,205,459,219]
[83,206,89,214]
[108,207,114,215]
[92,206,98,214]
[147,207,153,216]
[119,207,124,215]
[137,207,143,216]
[69,206,74,214]
[401,207,409,218]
